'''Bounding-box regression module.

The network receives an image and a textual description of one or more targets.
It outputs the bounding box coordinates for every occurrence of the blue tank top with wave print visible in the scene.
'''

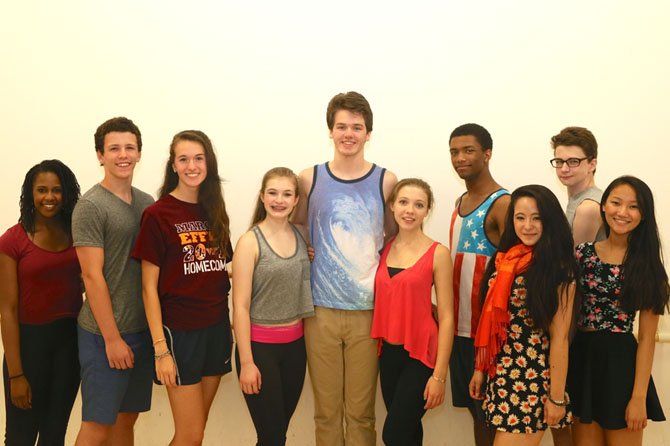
[308,163,385,310]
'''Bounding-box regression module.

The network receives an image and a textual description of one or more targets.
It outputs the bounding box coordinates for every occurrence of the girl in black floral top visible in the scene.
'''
[569,176,668,446]
[469,185,578,446]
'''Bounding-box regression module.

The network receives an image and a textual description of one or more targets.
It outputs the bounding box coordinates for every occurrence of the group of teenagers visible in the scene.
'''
[0,90,668,446]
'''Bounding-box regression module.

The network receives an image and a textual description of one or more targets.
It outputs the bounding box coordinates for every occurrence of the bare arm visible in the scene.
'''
[141,261,177,386]
[0,254,31,409]
[571,200,603,247]
[292,168,313,236]
[486,194,511,248]
[544,282,576,426]
[626,309,660,431]
[424,244,455,409]
[382,169,399,242]
[232,231,262,394]
[76,246,134,369]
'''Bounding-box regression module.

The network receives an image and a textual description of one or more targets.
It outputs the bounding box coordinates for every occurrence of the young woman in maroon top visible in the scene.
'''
[370,178,455,445]
[133,130,232,445]
[0,159,82,445]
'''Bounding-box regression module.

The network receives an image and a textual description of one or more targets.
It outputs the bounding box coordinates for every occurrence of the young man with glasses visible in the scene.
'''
[550,126,605,247]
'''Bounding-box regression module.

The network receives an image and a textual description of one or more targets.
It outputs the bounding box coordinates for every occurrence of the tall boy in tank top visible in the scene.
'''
[550,126,605,247]
[448,123,509,446]
[72,117,154,445]
[293,92,397,446]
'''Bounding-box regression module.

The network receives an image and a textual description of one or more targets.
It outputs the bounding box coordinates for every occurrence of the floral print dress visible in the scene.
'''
[483,274,573,433]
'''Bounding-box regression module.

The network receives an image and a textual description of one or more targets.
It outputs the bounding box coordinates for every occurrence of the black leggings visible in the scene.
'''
[3,318,80,446]
[379,342,433,446]
[235,337,306,446]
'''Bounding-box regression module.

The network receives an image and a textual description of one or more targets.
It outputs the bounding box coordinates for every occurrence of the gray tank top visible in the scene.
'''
[566,186,606,242]
[250,225,314,324]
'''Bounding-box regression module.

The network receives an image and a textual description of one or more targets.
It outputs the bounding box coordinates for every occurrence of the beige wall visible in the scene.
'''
[1,1,669,444]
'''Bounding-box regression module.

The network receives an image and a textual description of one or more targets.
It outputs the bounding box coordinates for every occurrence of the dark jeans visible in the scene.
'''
[235,337,307,446]
[379,342,433,446]
[3,318,80,446]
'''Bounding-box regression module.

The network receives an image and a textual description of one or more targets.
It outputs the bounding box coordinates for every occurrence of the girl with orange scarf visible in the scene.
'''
[469,185,578,446]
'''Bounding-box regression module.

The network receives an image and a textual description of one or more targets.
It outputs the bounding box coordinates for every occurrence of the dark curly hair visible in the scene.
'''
[19,160,81,235]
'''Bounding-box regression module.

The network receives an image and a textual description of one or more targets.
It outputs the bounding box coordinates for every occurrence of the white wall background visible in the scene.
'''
[1,1,669,444]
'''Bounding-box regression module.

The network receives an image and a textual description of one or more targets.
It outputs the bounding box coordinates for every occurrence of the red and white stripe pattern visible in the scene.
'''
[449,189,508,338]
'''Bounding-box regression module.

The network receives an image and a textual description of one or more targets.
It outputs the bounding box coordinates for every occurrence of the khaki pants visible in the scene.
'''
[304,306,378,446]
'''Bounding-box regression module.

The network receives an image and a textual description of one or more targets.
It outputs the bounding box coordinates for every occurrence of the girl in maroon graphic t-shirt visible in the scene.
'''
[132,130,232,444]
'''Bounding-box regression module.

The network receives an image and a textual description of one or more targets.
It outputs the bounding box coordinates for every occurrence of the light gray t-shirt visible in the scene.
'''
[72,183,154,335]
[566,185,606,242]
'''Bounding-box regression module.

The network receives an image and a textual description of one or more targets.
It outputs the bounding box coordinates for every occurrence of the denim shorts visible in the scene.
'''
[78,326,153,425]
[162,318,232,386]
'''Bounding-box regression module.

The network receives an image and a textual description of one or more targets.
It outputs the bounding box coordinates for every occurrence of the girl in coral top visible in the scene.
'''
[371,178,455,445]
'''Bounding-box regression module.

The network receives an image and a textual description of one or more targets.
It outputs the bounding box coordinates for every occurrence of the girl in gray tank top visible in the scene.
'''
[232,167,314,445]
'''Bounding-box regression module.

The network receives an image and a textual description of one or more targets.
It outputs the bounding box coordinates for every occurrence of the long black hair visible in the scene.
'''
[19,159,80,235]
[601,176,669,314]
[479,185,579,332]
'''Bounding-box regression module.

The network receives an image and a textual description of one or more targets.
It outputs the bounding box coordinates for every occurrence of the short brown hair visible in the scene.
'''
[94,117,142,154]
[550,126,598,159]
[326,91,373,132]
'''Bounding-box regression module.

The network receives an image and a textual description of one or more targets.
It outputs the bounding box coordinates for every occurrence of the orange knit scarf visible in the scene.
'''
[474,244,534,377]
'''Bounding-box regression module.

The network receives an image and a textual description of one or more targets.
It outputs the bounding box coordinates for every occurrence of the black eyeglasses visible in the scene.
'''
[549,157,590,168]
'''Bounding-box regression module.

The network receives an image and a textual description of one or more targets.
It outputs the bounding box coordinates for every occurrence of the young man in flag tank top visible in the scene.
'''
[448,123,510,446]
[293,91,397,446]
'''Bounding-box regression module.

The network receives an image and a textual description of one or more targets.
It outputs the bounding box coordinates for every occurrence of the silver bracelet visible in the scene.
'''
[154,350,172,361]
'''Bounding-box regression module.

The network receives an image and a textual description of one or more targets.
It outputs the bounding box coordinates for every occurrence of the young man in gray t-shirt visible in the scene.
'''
[72,117,154,446]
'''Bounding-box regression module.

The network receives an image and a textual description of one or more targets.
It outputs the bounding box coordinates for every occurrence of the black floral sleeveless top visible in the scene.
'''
[576,242,635,333]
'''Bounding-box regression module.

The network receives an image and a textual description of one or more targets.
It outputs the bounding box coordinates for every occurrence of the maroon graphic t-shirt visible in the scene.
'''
[132,194,231,330]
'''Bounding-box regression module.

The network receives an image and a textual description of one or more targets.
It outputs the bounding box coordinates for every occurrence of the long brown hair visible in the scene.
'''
[159,130,231,257]
[250,167,300,228]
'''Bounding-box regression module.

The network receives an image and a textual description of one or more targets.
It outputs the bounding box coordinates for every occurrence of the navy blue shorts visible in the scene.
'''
[78,326,153,425]
[162,318,232,386]
[449,336,486,420]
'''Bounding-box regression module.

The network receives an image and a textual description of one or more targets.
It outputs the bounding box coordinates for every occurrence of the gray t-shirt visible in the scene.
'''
[72,183,154,335]
[566,185,606,242]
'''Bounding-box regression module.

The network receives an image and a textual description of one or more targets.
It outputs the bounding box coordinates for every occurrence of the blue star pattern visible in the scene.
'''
[456,190,507,256]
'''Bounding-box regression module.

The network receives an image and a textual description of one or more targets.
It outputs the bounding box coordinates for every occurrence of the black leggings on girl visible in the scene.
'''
[380,341,433,446]
[235,337,306,446]
[3,318,80,446]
